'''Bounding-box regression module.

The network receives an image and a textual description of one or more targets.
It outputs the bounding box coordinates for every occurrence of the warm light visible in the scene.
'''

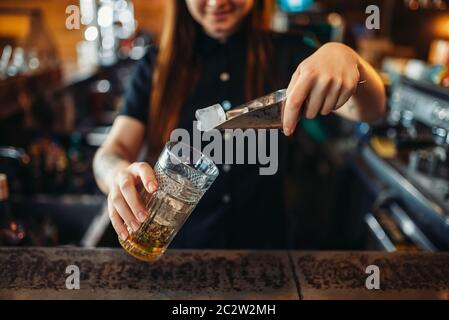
[432,16,449,39]
[0,16,30,38]
[84,26,99,41]
[429,40,449,65]
[327,13,343,26]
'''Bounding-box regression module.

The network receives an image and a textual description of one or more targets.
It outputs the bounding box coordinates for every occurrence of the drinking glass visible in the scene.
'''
[119,141,219,261]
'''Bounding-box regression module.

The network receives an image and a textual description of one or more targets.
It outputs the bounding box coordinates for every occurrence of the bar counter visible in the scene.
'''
[1,248,448,299]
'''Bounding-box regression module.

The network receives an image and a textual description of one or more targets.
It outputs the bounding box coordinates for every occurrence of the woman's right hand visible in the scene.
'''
[107,162,158,241]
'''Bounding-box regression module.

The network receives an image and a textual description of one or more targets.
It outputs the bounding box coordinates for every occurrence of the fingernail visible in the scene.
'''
[147,182,157,193]
[284,127,291,136]
[138,211,147,223]
[130,221,140,232]
[291,125,297,134]
[120,232,128,241]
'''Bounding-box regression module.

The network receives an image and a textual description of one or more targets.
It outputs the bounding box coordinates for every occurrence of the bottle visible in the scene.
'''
[0,174,25,246]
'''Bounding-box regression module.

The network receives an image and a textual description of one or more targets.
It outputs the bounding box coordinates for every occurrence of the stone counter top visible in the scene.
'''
[0,248,448,299]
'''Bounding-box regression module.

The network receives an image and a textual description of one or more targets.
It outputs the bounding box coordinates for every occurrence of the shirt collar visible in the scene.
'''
[196,25,247,56]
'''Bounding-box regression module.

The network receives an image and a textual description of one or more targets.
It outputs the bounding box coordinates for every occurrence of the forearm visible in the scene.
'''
[93,148,130,194]
[335,54,386,122]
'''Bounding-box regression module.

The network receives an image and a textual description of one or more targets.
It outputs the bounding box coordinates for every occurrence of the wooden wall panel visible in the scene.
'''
[0,0,84,66]
[134,0,165,42]
[0,0,166,67]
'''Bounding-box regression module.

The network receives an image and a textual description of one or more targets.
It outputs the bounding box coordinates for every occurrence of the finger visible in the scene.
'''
[111,189,141,232]
[335,79,357,109]
[118,172,148,223]
[321,80,343,115]
[286,66,300,97]
[305,77,331,119]
[283,73,313,135]
[108,197,128,241]
[129,162,158,194]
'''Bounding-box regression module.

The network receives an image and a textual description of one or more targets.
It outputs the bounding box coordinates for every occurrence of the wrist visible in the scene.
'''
[93,150,130,193]
[108,160,130,187]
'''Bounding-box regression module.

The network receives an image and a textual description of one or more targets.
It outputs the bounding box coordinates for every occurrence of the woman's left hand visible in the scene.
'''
[283,42,361,136]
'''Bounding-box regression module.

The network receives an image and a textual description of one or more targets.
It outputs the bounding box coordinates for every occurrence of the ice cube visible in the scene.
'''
[195,104,226,131]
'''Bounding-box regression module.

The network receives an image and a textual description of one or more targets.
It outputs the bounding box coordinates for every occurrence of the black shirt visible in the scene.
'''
[119,29,316,249]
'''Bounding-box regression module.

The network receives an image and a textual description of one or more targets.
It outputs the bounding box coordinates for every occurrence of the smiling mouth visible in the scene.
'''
[208,10,233,20]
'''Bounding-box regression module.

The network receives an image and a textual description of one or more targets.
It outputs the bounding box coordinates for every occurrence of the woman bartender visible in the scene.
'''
[93,0,386,249]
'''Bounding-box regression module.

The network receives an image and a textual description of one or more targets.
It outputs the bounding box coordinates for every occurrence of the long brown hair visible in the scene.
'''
[148,0,275,157]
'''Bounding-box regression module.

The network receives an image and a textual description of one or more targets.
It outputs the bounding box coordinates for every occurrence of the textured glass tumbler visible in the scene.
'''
[119,141,219,261]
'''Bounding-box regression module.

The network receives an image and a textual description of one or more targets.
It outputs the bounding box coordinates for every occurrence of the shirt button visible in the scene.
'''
[222,164,231,172]
[222,100,232,110]
[220,72,230,82]
[222,194,231,203]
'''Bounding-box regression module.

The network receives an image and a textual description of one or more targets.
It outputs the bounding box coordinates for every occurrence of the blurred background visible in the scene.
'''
[0,0,448,251]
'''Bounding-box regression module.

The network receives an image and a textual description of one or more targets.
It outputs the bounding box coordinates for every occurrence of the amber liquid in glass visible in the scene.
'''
[119,165,200,261]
